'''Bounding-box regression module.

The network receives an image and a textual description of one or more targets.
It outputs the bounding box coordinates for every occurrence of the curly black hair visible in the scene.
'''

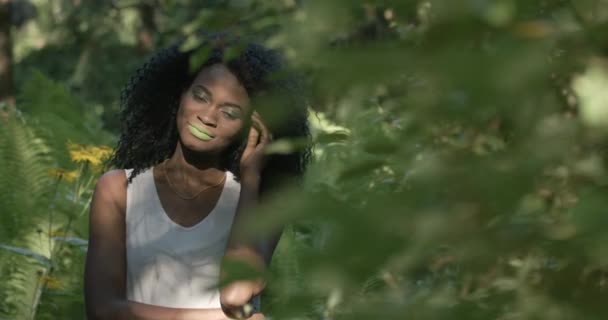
[108,32,311,196]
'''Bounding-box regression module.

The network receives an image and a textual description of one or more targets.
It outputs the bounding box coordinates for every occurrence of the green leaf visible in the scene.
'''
[0,244,51,266]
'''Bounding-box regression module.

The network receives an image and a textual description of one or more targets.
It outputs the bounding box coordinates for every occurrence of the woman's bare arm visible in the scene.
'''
[220,175,277,318]
[84,170,232,320]
[220,112,283,315]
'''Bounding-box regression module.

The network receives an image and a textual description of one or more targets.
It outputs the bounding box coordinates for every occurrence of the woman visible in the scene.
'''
[84,32,310,319]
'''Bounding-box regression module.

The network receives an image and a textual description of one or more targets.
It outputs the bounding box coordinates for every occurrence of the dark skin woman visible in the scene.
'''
[84,33,310,319]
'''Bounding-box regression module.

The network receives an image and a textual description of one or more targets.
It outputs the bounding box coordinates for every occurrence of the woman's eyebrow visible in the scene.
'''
[194,85,213,97]
[220,102,243,110]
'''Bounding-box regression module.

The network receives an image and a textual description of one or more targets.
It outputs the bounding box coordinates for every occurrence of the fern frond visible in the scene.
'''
[0,116,54,242]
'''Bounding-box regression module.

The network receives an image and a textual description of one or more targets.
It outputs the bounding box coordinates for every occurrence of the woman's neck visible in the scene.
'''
[164,142,225,186]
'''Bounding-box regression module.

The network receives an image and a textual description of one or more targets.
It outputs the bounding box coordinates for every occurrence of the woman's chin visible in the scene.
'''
[180,137,221,154]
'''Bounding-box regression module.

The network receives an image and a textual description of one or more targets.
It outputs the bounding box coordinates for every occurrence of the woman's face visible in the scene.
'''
[176,63,251,155]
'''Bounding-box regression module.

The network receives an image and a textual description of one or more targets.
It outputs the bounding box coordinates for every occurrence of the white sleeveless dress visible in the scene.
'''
[124,167,240,308]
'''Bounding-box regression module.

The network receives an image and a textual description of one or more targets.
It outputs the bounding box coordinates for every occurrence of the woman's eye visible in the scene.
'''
[222,109,241,120]
[192,91,209,103]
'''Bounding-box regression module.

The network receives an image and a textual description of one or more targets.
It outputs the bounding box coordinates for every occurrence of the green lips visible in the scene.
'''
[187,123,214,141]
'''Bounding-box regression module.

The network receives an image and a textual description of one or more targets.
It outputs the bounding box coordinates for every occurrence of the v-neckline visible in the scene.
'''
[150,167,230,231]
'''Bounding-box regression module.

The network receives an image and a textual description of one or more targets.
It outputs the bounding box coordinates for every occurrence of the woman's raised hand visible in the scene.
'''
[239,111,271,182]
[227,111,271,319]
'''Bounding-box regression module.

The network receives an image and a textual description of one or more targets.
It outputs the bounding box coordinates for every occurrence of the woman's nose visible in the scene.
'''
[198,107,217,127]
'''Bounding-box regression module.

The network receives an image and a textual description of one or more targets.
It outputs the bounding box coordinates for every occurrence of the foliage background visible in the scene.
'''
[2,0,608,319]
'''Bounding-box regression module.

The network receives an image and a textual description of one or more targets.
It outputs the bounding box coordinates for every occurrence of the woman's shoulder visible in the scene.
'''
[93,170,129,210]
[97,169,128,187]
[88,170,129,240]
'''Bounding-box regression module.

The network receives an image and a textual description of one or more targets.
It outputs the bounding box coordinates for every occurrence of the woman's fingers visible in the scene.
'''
[220,282,263,319]
[244,125,260,154]
[251,112,270,146]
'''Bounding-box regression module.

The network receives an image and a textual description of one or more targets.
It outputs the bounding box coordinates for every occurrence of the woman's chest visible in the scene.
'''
[124,167,240,252]
[158,187,223,228]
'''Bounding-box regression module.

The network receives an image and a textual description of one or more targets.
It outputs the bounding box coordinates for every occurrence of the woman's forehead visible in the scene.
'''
[193,64,250,101]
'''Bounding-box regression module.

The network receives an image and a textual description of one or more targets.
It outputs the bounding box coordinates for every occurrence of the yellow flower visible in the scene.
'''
[67,142,113,167]
[39,275,64,290]
[49,229,66,237]
[47,168,79,182]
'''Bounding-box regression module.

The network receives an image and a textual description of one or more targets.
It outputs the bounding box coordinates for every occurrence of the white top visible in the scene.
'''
[124,167,240,308]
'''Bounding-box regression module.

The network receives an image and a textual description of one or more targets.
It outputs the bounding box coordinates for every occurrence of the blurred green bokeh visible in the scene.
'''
[2,0,608,319]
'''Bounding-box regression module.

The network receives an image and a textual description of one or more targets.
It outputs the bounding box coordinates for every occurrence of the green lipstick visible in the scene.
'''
[187,123,214,141]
